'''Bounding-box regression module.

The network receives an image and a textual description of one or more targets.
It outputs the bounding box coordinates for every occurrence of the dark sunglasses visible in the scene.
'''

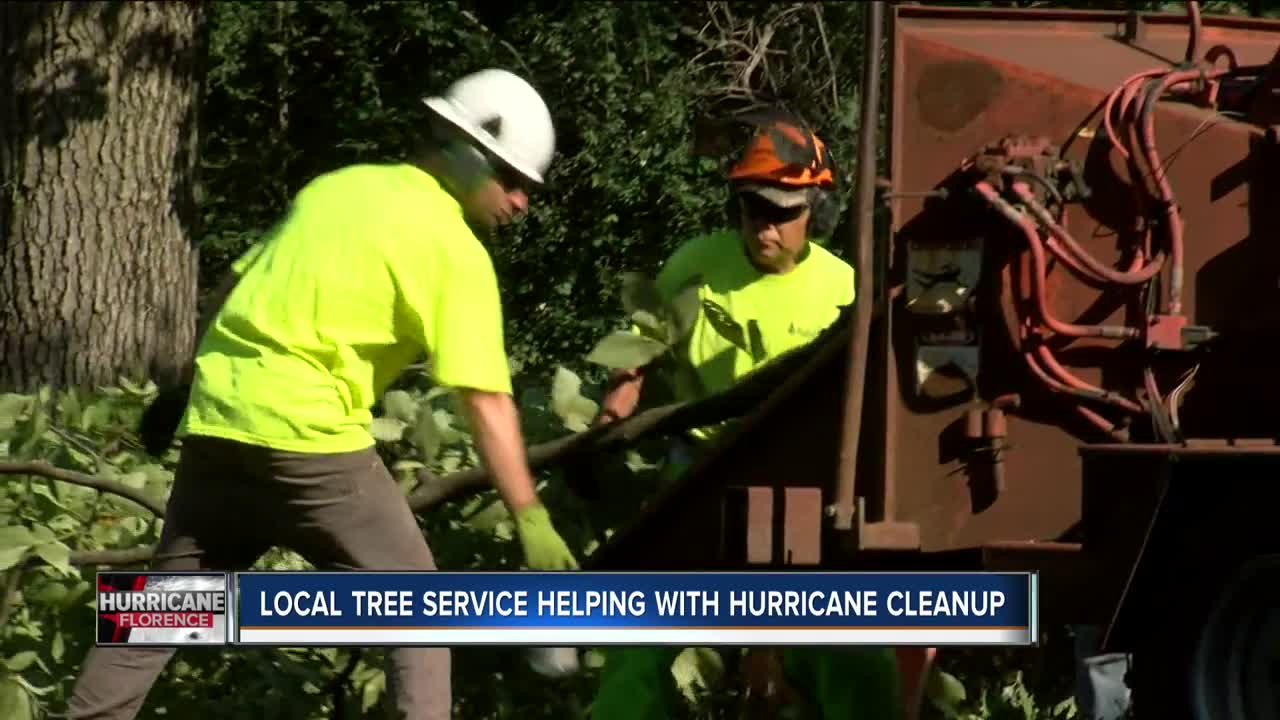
[480,151,533,195]
[739,193,807,226]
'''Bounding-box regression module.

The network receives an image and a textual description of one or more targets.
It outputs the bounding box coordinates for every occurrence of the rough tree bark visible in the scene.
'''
[0,1,205,391]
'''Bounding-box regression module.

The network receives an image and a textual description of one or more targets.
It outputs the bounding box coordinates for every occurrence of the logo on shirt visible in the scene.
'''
[788,321,825,338]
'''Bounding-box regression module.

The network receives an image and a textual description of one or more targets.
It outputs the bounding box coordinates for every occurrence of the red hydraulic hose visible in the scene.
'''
[1034,343,1144,414]
[1074,402,1129,441]
[991,2,1210,434]
[1103,70,1163,161]
[1042,235,1112,287]
[976,181,1140,340]
[1185,1,1203,66]
[1108,78,1161,274]
[1105,61,1228,314]
[1001,254,1145,419]
[1017,329,1134,438]
[1133,68,1227,314]
[1013,185,1164,285]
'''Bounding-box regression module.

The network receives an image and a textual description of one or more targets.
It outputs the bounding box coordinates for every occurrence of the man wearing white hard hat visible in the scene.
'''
[65,68,577,720]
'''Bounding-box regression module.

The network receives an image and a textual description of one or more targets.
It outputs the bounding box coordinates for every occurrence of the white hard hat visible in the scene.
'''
[422,68,556,186]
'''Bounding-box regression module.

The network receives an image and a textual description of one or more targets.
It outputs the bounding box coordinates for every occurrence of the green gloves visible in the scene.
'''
[514,503,578,570]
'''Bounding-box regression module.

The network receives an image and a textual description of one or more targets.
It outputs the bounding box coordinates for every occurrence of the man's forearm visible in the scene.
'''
[595,368,644,425]
[459,389,540,512]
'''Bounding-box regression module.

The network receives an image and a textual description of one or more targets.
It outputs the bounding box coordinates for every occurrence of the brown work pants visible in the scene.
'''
[64,435,450,720]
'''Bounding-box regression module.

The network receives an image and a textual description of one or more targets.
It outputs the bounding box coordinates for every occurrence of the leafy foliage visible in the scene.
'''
[0,373,650,719]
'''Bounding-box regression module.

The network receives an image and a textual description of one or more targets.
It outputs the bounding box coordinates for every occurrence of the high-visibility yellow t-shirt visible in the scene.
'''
[652,229,855,440]
[178,163,513,454]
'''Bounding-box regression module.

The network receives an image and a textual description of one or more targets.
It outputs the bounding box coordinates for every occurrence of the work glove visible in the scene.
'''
[138,383,192,457]
[513,503,578,571]
[513,503,582,679]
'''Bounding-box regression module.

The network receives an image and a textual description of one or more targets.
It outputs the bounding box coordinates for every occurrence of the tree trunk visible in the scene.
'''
[0,1,205,391]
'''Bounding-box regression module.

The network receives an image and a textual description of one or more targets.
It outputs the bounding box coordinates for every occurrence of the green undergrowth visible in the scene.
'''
[0,376,1077,719]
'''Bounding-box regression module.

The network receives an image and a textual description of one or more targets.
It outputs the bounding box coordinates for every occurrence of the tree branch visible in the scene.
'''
[69,546,156,566]
[0,460,167,516]
[811,4,840,110]
[406,317,836,510]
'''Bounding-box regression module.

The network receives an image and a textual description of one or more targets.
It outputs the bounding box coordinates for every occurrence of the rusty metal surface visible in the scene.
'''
[834,0,885,532]
[783,487,823,566]
[745,487,772,565]
[588,4,1280,577]
[896,8,1280,96]
[878,4,1280,553]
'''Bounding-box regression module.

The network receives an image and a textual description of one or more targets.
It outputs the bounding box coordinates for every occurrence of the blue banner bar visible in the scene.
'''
[234,571,1033,630]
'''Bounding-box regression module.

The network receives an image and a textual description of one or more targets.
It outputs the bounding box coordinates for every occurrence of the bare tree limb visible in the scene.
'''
[69,547,156,566]
[0,460,166,516]
[811,4,841,110]
[739,24,776,91]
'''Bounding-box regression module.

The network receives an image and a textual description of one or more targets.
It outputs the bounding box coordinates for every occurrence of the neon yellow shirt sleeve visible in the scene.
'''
[374,164,514,396]
[229,240,266,275]
[394,218,514,396]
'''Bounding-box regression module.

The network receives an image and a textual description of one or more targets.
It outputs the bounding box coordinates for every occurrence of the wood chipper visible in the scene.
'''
[582,3,1280,718]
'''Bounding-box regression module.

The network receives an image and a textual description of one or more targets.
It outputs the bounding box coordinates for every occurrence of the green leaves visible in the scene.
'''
[409,403,441,464]
[381,390,418,423]
[0,394,31,433]
[671,647,725,704]
[927,667,968,717]
[3,652,39,673]
[0,677,32,720]
[620,272,666,319]
[617,272,701,347]
[585,272,706,371]
[370,389,423,446]
[669,282,702,342]
[368,417,407,443]
[0,527,37,571]
[586,332,670,371]
[0,525,74,575]
[550,367,600,432]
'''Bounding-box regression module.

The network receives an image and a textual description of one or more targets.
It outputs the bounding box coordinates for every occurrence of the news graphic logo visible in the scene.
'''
[96,572,229,646]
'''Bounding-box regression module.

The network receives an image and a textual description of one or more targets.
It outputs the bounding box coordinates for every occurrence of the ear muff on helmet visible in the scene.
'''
[806,187,841,240]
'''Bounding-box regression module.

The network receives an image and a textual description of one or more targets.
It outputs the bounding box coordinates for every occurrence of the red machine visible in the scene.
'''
[588,3,1280,718]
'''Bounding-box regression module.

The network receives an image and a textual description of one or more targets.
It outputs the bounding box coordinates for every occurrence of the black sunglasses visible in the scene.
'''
[479,150,533,194]
[739,193,807,226]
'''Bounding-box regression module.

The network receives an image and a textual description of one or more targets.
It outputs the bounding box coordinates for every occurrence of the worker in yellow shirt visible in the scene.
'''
[587,113,917,719]
[65,68,577,720]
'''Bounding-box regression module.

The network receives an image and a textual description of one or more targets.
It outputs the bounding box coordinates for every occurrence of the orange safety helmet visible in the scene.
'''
[725,111,837,208]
